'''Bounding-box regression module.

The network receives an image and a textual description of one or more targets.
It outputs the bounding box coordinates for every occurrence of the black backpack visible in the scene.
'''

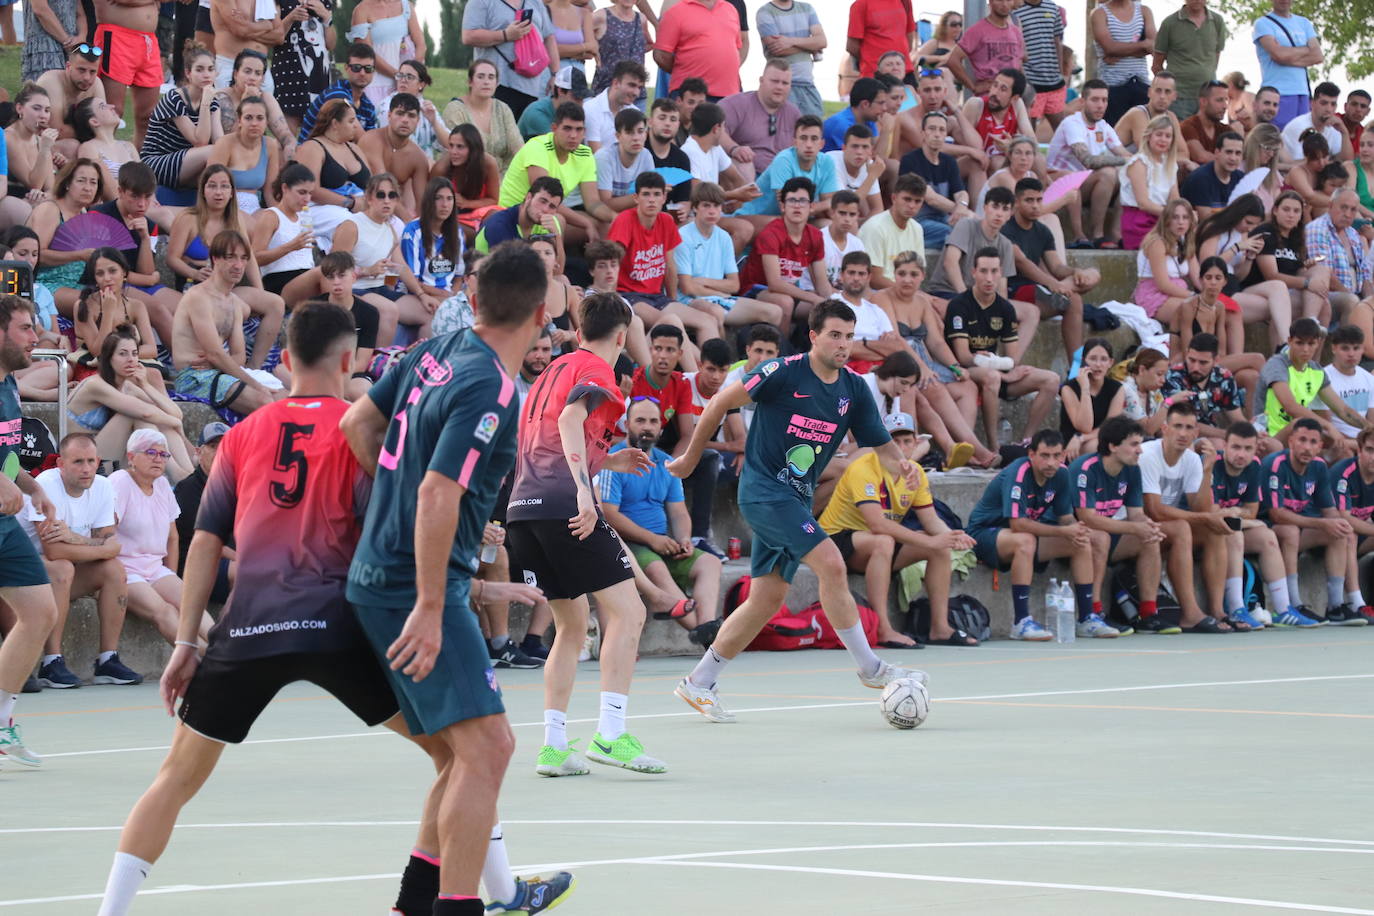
[17,416,57,475]
[1108,563,1183,627]
[906,594,992,642]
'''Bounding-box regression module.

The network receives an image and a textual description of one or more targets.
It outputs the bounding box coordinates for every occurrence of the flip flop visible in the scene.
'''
[926,629,979,647]
[653,598,695,621]
[1068,238,1095,250]
[945,441,975,470]
[1094,237,1121,250]
[879,639,924,649]
[1182,616,1228,633]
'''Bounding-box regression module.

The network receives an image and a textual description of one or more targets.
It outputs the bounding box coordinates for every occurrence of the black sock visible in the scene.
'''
[520,633,543,653]
[393,854,440,916]
[432,898,483,916]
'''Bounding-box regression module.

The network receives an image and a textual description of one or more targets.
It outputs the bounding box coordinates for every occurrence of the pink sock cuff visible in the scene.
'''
[436,894,479,901]
[410,848,441,866]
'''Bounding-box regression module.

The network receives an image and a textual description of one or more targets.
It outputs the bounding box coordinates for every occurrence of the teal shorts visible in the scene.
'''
[174,366,245,410]
[351,580,505,737]
[741,498,829,584]
[0,515,48,588]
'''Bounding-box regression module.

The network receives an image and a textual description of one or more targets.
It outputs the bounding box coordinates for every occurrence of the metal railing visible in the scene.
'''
[29,349,69,441]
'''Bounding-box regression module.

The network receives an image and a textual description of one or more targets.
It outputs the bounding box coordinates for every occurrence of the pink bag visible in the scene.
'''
[509,15,550,78]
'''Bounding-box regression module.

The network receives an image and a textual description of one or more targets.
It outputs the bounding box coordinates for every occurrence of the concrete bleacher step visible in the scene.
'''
[22,401,224,445]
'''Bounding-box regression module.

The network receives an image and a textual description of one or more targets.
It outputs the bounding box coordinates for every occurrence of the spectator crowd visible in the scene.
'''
[5,0,1374,691]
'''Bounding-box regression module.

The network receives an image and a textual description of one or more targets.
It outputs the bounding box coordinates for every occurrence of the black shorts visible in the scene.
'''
[178,646,399,744]
[831,529,858,564]
[195,5,211,32]
[262,268,307,296]
[507,516,633,601]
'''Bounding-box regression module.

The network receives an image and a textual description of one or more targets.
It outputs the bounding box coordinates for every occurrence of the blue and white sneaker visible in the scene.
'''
[1272,607,1321,628]
[1010,617,1054,641]
[37,656,80,689]
[486,870,576,913]
[92,653,144,685]
[1227,608,1264,630]
[1075,614,1119,638]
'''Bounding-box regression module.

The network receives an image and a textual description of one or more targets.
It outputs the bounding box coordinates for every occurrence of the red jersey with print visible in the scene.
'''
[508,349,625,522]
[607,209,682,296]
[629,367,699,427]
[975,101,1018,158]
[740,218,825,290]
[196,396,371,661]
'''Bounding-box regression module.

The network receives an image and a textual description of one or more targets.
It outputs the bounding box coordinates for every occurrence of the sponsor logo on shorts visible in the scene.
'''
[801,520,817,534]
[523,569,538,586]
[474,411,500,443]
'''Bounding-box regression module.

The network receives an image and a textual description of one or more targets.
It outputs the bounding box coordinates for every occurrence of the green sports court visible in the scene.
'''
[3,631,1371,914]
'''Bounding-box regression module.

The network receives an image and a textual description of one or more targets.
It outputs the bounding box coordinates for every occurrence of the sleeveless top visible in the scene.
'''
[975,102,1018,158]
[1094,2,1149,87]
[262,207,316,276]
[592,10,646,96]
[346,212,399,290]
[349,0,412,106]
[1059,377,1123,441]
[1119,151,1172,208]
[311,138,371,194]
[1136,244,1185,281]
[553,21,587,72]
[229,138,270,214]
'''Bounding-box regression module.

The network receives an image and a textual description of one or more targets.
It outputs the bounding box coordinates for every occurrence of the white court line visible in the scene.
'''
[36,672,1374,760]
[6,839,1374,910]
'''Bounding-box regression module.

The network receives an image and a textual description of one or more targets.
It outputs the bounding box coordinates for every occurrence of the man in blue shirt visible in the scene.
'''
[822,77,881,152]
[1331,426,1374,623]
[668,300,927,722]
[473,177,564,255]
[600,398,723,647]
[1069,416,1163,638]
[341,242,551,912]
[738,114,839,226]
[1213,421,1286,629]
[1179,131,1244,219]
[297,42,380,142]
[1259,417,1364,625]
[966,429,1098,641]
[1251,0,1324,128]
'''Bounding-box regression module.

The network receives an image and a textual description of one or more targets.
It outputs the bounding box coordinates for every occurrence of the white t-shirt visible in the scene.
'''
[1048,112,1123,171]
[1281,114,1344,161]
[1317,364,1374,437]
[19,468,117,551]
[582,89,630,149]
[1139,439,1203,509]
[724,364,758,429]
[801,228,865,291]
[826,149,872,194]
[849,297,893,341]
[681,137,732,183]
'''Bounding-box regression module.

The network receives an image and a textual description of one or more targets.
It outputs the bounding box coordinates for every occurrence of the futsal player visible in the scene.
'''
[96,301,573,915]
[506,291,667,777]
[668,299,928,723]
[341,242,563,916]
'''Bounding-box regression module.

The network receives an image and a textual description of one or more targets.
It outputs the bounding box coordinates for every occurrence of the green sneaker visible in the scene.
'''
[535,741,590,777]
[0,721,42,768]
[584,732,666,774]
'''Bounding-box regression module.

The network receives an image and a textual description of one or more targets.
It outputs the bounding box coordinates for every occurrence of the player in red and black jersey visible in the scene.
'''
[506,291,670,778]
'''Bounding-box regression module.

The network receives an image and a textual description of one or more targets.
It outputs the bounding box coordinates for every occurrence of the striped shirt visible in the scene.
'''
[1093,2,1150,88]
[141,89,220,161]
[296,79,379,144]
[1010,0,1066,89]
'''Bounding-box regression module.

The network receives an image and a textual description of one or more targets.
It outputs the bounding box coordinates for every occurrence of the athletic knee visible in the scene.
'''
[46,559,75,587]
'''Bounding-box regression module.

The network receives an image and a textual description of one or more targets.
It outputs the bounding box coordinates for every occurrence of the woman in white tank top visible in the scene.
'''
[328,173,440,346]
[249,162,319,296]
[1132,198,1197,324]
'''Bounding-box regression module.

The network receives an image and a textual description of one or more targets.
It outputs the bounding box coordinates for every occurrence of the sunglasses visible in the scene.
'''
[140,449,171,460]
[74,43,103,57]
[919,68,943,79]
[948,20,963,27]
[630,395,659,405]
[767,112,779,136]
[373,189,400,199]
[349,63,375,73]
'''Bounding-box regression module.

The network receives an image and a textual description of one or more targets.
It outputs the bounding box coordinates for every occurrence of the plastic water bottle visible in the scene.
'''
[998,417,1014,446]
[1053,580,1076,644]
[480,522,501,565]
[1045,577,1062,634]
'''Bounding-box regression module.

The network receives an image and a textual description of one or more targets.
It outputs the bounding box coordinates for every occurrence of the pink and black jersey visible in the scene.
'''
[1331,456,1374,520]
[197,397,371,660]
[508,349,625,522]
[1069,452,1142,520]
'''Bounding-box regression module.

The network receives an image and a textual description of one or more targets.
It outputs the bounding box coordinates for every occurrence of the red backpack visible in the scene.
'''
[722,577,880,651]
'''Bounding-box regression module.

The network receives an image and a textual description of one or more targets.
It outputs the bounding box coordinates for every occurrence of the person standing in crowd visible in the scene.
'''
[1011,0,1069,129]
[1252,0,1323,129]
[272,0,337,137]
[592,0,651,101]
[1151,0,1227,120]
[847,0,914,82]
[460,0,559,120]
[22,0,82,84]
[347,0,424,108]
[1091,0,1156,127]
[655,0,745,101]
[944,0,1025,98]
[755,0,826,118]
[93,0,165,147]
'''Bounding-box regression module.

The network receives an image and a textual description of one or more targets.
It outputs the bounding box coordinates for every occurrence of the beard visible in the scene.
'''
[632,433,659,451]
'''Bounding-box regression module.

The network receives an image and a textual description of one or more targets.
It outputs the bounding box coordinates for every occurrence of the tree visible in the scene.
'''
[437,0,471,69]
[1220,0,1365,79]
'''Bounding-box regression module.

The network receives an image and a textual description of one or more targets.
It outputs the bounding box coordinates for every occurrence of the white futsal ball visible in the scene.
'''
[1251,607,1273,627]
[880,677,930,729]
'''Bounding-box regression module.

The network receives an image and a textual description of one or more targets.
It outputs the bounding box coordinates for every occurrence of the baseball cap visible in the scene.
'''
[883,412,916,434]
[199,422,230,446]
[554,66,591,100]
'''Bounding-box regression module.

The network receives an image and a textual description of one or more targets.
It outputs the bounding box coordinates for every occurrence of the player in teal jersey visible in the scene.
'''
[668,300,928,723]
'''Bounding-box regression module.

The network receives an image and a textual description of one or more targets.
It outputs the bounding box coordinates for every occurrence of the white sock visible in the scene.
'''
[1347,589,1365,608]
[1326,576,1344,610]
[598,691,627,740]
[42,654,59,666]
[836,623,882,678]
[542,709,566,750]
[490,634,509,650]
[1266,579,1290,614]
[1286,574,1302,608]
[688,647,729,689]
[0,692,16,726]
[97,650,116,664]
[1225,577,1244,614]
[96,852,152,916]
[481,823,517,906]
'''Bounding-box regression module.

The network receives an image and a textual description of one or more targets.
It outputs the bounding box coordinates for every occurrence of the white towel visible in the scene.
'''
[1099,300,1171,355]
[254,0,276,20]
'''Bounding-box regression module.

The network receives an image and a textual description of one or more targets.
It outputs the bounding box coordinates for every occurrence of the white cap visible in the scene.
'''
[883,412,916,434]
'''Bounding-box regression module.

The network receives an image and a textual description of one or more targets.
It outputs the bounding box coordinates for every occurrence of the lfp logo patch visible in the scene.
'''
[474,412,500,443]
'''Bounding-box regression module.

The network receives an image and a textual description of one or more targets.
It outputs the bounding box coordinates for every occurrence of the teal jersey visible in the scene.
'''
[0,375,20,480]
[740,354,889,505]
[348,331,519,608]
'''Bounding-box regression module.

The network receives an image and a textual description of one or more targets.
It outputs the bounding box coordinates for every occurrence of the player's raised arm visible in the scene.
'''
[667,381,753,479]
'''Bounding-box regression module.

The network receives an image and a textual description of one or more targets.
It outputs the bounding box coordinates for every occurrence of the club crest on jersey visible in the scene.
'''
[1118,481,1127,495]
[838,397,850,416]
[1306,480,1315,495]
[1338,479,1348,494]
[801,520,817,534]
[951,315,963,330]
[414,352,453,386]
[1238,483,1248,494]
[990,317,1004,331]
[474,412,500,443]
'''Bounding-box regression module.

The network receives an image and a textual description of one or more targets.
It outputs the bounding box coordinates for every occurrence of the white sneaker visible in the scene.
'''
[1010,617,1054,641]
[674,677,736,723]
[1076,614,1120,638]
[858,660,929,690]
[0,722,42,768]
[973,352,1014,371]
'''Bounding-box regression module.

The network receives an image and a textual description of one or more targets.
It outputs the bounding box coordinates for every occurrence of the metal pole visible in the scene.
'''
[30,349,68,441]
